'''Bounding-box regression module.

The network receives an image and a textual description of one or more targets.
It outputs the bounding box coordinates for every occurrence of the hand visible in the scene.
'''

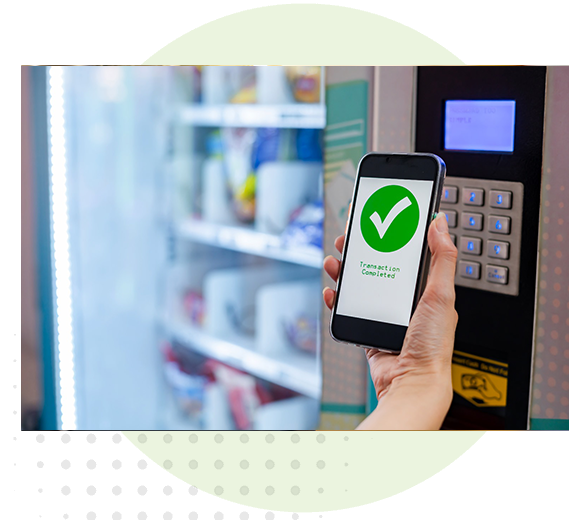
[323,212,459,430]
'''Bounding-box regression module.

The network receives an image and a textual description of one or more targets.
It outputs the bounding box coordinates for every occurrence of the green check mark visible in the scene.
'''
[360,185,420,253]
[369,196,412,238]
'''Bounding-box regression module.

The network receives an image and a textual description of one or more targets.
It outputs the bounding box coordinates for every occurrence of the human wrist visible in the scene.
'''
[388,370,453,414]
[362,371,453,430]
[390,365,452,393]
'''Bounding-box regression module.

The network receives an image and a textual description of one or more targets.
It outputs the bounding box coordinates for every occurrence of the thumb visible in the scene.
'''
[424,212,458,306]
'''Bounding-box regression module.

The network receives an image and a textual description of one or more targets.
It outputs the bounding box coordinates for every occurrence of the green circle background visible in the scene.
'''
[137,3,474,514]
[143,4,462,65]
[361,185,420,253]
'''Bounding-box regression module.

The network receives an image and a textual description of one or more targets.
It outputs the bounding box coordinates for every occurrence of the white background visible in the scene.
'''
[336,178,433,326]
[0,2,12,518]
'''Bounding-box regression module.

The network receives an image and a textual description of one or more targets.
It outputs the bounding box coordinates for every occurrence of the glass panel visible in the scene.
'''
[54,66,324,430]
[63,67,171,429]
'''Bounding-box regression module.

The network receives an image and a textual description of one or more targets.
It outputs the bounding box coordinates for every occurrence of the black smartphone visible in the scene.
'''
[329,152,446,353]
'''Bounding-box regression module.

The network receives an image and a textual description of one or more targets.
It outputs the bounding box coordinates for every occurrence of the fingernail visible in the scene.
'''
[323,287,330,295]
[435,211,449,233]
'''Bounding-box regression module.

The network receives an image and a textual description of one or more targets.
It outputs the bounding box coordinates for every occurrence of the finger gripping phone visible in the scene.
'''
[329,152,446,353]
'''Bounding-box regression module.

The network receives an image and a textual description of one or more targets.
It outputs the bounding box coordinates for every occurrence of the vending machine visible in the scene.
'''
[320,66,569,431]
[30,66,325,430]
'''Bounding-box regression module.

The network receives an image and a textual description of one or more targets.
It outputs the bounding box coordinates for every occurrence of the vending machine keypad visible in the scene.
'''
[441,177,524,296]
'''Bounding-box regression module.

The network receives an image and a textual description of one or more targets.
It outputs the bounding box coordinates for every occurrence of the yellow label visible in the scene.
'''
[452,351,508,407]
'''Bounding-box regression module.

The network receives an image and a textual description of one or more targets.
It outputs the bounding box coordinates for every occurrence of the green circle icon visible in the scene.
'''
[360,185,420,253]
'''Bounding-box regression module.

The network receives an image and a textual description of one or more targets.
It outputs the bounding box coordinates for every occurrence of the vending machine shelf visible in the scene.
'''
[178,103,326,129]
[166,318,321,399]
[176,219,323,268]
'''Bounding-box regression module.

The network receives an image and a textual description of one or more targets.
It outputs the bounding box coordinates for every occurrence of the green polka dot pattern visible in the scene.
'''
[124,431,482,512]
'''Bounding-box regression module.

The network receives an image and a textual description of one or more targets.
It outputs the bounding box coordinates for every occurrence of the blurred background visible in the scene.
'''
[22,66,325,430]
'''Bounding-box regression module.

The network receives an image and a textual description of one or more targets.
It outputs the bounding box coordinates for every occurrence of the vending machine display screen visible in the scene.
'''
[444,100,516,152]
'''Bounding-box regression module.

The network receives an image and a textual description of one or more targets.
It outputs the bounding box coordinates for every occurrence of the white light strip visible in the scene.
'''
[48,66,77,430]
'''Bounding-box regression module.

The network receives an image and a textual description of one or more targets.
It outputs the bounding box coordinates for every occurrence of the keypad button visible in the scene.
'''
[442,186,458,204]
[459,260,481,279]
[450,234,456,246]
[486,265,509,285]
[461,212,484,231]
[488,240,510,259]
[460,236,482,256]
[489,190,512,209]
[489,215,511,234]
[445,210,457,228]
[463,188,484,206]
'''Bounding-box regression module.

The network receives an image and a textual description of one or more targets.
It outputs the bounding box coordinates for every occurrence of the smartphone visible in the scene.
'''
[329,152,446,353]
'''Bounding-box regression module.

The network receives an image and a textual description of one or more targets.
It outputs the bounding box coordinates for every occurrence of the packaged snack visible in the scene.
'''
[283,314,318,354]
[285,67,321,103]
[221,127,257,222]
[252,128,281,169]
[208,362,260,430]
[296,128,323,162]
[163,361,207,418]
[229,67,257,104]
[230,84,256,104]
[232,173,256,223]
[161,343,208,421]
[281,200,324,250]
[251,128,296,170]
[183,290,205,326]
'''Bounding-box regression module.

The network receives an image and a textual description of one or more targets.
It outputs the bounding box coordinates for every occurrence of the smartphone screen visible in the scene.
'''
[335,177,434,327]
[330,153,444,352]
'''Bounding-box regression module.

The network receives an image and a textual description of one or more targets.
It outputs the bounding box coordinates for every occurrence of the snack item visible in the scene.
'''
[296,128,323,162]
[281,200,324,250]
[229,67,257,104]
[233,173,256,222]
[222,127,257,222]
[284,314,318,354]
[251,128,296,170]
[285,67,321,103]
[183,290,205,325]
[209,362,260,430]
